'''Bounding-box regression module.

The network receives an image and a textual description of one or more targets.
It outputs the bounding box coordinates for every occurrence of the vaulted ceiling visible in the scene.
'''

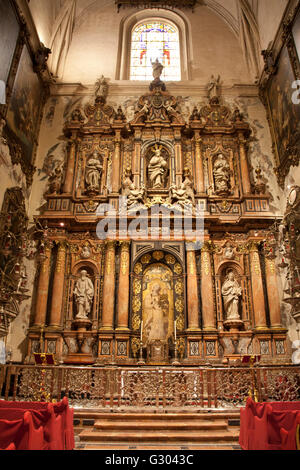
[28,0,289,85]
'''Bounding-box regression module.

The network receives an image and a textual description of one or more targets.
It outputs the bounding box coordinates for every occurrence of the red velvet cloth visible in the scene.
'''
[0,411,44,450]
[0,398,74,450]
[240,398,300,450]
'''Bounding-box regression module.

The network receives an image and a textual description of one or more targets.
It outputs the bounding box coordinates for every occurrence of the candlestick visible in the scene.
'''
[140,320,143,342]
[174,320,176,341]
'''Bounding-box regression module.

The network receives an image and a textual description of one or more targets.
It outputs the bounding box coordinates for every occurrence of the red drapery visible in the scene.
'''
[240,397,300,450]
[0,397,74,451]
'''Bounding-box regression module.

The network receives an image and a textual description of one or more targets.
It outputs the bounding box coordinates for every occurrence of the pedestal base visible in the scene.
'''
[223,319,244,332]
[64,353,95,365]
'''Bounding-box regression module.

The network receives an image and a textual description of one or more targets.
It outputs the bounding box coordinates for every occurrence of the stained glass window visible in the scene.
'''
[130,21,181,81]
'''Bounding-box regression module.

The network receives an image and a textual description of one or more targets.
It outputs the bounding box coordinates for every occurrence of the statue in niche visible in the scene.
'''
[85,150,103,193]
[73,270,94,319]
[151,58,164,80]
[213,154,231,195]
[148,146,168,189]
[169,169,195,208]
[122,168,145,208]
[144,283,169,344]
[221,271,242,321]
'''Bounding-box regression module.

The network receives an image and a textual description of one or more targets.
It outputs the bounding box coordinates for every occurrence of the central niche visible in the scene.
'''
[145,144,170,190]
[142,263,174,345]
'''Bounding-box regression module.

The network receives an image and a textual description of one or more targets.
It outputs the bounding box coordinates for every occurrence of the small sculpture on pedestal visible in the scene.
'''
[253,165,267,195]
[207,74,221,100]
[46,161,64,194]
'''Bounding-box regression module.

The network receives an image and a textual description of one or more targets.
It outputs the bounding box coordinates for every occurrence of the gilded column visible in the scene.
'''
[33,244,52,327]
[194,134,205,194]
[133,131,141,188]
[49,241,67,328]
[116,241,131,330]
[101,241,116,330]
[265,255,282,329]
[112,134,121,193]
[186,246,200,330]
[249,243,267,329]
[175,133,183,187]
[238,133,251,195]
[63,136,77,194]
[201,244,216,331]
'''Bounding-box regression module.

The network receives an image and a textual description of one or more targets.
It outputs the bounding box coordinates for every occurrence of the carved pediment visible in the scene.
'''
[84,96,115,126]
[131,88,184,125]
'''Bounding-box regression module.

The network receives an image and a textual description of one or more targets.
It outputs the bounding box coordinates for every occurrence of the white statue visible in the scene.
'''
[221,271,242,320]
[148,147,168,189]
[151,58,164,80]
[95,75,108,98]
[169,170,195,208]
[73,270,94,319]
[85,151,103,192]
[122,169,145,208]
[81,245,91,259]
[207,74,221,99]
[213,154,231,194]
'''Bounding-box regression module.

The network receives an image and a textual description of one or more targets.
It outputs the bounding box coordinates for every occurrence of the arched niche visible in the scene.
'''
[65,260,100,329]
[215,260,251,329]
[131,249,186,348]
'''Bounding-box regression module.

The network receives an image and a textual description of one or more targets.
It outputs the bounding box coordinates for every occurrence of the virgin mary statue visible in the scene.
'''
[221,271,242,320]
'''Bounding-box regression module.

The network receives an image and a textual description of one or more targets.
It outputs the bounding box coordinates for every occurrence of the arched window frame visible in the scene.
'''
[116,9,192,81]
[130,19,181,81]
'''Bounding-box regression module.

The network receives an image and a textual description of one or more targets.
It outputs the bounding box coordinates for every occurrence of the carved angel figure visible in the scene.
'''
[122,169,145,208]
[169,170,195,208]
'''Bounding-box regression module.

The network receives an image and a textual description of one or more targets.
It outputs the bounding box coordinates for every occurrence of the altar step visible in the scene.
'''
[75,411,240,448]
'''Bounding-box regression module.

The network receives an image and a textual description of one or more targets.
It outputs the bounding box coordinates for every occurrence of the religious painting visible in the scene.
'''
[142,263,174,345]
[265,45,300,169]
[292,8,300,62]
[0,0,20,87]
[6,45,44,165]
